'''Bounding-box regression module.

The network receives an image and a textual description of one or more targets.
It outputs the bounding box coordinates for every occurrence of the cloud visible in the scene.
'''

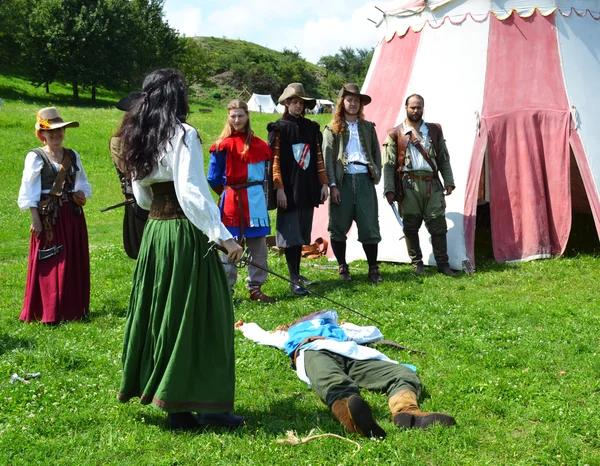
[163,0,396,63]
[163,3,203,37]
[299,6,383,62]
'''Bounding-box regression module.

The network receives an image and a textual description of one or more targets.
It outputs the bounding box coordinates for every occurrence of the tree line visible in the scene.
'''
[0,0,373,104]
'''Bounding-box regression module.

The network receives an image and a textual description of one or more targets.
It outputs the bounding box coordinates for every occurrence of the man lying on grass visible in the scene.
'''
[237,310,455,438]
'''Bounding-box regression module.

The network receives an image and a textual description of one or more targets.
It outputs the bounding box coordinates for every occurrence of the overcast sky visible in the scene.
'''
[163,0,396,64]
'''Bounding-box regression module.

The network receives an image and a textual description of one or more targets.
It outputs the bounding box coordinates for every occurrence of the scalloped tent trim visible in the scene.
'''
[382,6,600,41]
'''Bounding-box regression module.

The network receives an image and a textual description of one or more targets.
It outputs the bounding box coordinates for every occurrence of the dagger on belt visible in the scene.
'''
[38,245,64,260]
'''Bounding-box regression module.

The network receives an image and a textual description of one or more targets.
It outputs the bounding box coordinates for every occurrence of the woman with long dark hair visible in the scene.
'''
[116,69,246,431]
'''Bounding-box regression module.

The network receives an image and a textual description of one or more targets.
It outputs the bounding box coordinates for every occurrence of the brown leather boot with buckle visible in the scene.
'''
[331,395,386,438]
[249,287,277,303]
[389,390,456,429]
[338,264,351,281]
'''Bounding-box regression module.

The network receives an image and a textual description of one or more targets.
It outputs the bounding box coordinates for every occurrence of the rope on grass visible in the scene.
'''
[276,428,361,456]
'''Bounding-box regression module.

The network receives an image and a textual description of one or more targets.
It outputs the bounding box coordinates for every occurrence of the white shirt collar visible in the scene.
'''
[403,120,426,135]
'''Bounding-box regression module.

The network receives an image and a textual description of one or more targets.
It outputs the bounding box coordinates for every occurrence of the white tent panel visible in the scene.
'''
[346,15,491,269]
[557,13,600,199]
[247,94,278,113]
[361,40,384,94]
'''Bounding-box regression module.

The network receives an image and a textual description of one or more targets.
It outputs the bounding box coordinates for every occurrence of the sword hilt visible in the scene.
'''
[208,242,250,267]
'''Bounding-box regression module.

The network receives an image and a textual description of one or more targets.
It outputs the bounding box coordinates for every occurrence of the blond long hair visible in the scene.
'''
[215,99,253,153]
[329,96,365,135]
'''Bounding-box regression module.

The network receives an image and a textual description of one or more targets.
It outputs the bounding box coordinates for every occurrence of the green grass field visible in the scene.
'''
[1,74,600,465]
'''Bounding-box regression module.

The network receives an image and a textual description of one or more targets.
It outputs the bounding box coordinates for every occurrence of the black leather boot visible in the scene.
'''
[289,274,309,296]
[403,216,423,272]
[431,233,455,276]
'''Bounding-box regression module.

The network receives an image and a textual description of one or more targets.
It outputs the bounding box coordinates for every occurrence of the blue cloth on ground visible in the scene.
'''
[284,312,347,356]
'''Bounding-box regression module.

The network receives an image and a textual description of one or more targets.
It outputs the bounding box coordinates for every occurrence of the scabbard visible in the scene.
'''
[38,245,64,260]
[100,198,135,212]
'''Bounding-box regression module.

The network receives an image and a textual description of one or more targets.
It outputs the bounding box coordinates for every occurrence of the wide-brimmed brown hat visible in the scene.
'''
[338,83,371,105]
[35,107,79,131]
[278,83,316,110]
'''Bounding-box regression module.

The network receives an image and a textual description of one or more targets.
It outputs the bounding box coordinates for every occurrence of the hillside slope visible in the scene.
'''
[195,36,342,104]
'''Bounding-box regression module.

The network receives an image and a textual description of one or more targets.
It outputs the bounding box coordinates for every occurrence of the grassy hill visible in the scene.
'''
[0,34,353,108]
[194,36,338,106]
[198,36,324,77]
[196,37,325,75]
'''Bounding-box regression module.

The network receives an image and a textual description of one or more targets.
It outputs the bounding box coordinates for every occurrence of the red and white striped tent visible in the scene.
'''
[312,0,600,269]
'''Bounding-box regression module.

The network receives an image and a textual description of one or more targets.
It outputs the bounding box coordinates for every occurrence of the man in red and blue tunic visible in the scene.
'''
[208,99,276,302]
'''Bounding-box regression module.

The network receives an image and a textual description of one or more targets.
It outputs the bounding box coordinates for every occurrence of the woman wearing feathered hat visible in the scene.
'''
[267,83,329,296]
[17,107,92,323]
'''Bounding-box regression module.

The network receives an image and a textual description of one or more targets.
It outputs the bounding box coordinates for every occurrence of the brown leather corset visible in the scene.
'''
[149,182,187,219]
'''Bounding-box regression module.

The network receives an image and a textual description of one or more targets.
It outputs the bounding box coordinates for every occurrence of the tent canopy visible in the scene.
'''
[247,93,278,113]
[311,0,600,269]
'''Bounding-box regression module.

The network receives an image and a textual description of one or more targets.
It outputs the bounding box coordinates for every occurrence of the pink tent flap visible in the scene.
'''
[364,29,421,146]
[486,111,571,261]
[464,124,488,265]
[477,11,572,262]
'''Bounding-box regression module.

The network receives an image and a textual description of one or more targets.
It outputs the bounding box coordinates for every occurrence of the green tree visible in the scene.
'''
[277,48,319,98]
[17,0,179,103]
[318,46,374,86]
[127,0,180,83]
[228,44,280,95]
[318,73,345,101]
[174,37,215,87]
[0,0,32,73]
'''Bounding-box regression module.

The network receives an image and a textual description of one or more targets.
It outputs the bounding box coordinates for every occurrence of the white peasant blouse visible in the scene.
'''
[132,123,232,244]
[18,149,93,210]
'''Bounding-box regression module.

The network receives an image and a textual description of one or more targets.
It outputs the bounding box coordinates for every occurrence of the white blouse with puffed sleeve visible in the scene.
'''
[18,149,93,210]
[132,123,232,244]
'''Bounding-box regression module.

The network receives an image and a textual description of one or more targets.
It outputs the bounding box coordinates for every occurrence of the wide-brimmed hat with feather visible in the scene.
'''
[35,107,79,131]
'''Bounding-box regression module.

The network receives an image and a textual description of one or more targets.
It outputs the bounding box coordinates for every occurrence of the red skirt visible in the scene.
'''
[20,201,90,323]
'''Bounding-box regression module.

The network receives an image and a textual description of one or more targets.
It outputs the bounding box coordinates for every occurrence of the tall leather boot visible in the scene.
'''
[431,234,455,276]
[428,216,455,276]
[285,246,308,295]
[404,233,423,273]
[403,216,424,273]
[331,395,386,438]
[388,390,456,429]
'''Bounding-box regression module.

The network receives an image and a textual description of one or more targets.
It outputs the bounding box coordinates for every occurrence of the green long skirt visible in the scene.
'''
[118,218,235,413]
